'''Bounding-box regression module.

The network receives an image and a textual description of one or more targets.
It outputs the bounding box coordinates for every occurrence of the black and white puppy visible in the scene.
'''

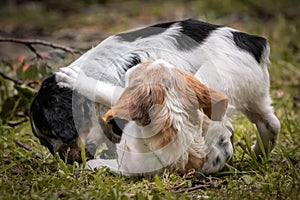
[30,19,280,174]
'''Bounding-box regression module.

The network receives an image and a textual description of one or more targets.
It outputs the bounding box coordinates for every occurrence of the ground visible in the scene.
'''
[0,0,299,199]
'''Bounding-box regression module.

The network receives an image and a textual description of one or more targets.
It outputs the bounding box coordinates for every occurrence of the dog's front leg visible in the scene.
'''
[55,66,124,106]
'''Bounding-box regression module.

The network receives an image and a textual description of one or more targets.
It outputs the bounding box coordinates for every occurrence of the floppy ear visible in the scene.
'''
[202,88,228,121]
[103,83,166,126]
[182,71,228,121]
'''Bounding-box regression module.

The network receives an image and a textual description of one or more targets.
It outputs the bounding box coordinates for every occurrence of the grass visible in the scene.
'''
[0,1,300,199]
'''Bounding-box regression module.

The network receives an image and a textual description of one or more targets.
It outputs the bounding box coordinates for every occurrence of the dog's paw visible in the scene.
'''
[55,66,81,89]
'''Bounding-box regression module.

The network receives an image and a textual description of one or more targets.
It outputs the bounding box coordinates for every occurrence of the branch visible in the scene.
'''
[175,184,210,193]
[14,139,43,159]
[26,43,43,60]
[0,71,23,85]
[0,37,82,55]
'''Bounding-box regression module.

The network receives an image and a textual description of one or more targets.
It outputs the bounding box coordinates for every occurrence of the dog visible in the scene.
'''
[30,19,280,174]
[89,59,233,175]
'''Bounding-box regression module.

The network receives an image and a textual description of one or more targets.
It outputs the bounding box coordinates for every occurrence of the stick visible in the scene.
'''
[0,37,82,55]
[14,139,43,159]
[0,71,23,85]
[175,184,210,193]
[26,43,43,59]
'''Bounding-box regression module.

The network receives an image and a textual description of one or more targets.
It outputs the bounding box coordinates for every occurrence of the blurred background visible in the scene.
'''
[0,0,299,123]
[0,0,299,59]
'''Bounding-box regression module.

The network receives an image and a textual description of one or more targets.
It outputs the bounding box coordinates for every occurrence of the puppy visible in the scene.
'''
[86,60,232,175]
[31,19,280,171]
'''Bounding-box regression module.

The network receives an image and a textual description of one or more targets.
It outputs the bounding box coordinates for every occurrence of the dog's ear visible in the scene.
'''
[202,88,228,121]
[103,83,166,126]
[180,70,228,121]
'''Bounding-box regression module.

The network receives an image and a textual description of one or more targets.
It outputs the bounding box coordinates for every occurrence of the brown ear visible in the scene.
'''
[181,70,228,121]
[202,88,228,121]
[103,83,166,126]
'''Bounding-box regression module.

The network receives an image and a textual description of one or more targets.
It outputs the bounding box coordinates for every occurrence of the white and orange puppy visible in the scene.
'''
[96,59,233,175]
[54,59,232,175]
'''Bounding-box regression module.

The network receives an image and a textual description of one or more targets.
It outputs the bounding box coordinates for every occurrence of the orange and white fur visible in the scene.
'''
[82,60,233,175]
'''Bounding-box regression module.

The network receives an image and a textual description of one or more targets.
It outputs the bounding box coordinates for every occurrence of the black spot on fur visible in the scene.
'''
[222,142,231,161]
[232,31,268,63]
[117,20,179,42]
[117,19,219,51]
[174,19,220,50]
[151,21,178,29]
[213,156,221,167]
[120,53,141,73]
[128,53,141,67]
[151,19,220,50]
[115,53,142,84]
[218,137,232,161]
[218,137,225,146]
[117,26,169,42]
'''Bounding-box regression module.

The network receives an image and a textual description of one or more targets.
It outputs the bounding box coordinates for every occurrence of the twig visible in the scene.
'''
[0,37,82,55]
[175,184,210,193]
[0,71,23,85]
[8,118,28,127]
[26,43,43,59]
[14,139,43,159]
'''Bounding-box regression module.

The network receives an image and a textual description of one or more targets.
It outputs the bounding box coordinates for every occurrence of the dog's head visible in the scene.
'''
[30,75,94,163]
